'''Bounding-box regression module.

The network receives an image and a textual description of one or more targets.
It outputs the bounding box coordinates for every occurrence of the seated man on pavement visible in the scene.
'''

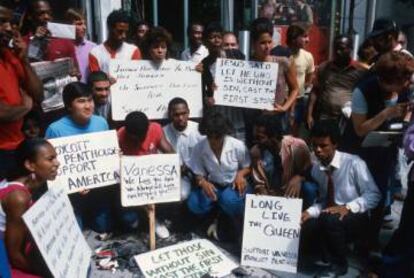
[45,82,115,234]
[117,111,175,239]
[250,114,315,209]
[163,97,205,200]
[301,120,381,277]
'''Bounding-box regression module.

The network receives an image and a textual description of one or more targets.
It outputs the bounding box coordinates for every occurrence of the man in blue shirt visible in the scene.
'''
[46,82,108,138]
[45,82,116,234]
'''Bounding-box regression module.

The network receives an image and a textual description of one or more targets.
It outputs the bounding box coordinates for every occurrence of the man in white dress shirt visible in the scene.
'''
[181,22,209,63]
[301,120,381,277]
[163,98,204,199]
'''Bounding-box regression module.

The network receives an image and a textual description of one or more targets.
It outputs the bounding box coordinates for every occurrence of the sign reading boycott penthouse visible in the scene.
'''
[48,130,120,193]
[135,239,238,278]
[23,188,91,278]
[214,58,278,110]
[241,194,302,273]
[110,59,203,120]
[121,154,181,207]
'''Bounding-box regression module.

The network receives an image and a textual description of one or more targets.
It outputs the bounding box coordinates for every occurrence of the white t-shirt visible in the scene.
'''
[89,42,140,74]
[163,121,204,165]
[181,44,209,63]
[190,135,251,184]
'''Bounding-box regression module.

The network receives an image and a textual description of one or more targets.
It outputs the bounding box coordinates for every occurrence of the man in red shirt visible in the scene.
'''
[0,3,43,178]
[24,0,79,125]
[24,0,78,66]
[118,111,174,155]
[118,111,174,238]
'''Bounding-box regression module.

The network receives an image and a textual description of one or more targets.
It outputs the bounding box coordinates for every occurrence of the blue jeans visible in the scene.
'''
[113,187,140,232]
[301,181,319,209]
[0,238,11,278]
[294,97,306,125]
[187,183,253,217]
[70,187,114,233]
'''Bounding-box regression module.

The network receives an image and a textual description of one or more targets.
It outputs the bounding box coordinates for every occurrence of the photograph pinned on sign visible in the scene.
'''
[121,154,181,207]
[241,194,302,274]
[47,22,76,40]
[47,130,120,194]
[31,58,76,112]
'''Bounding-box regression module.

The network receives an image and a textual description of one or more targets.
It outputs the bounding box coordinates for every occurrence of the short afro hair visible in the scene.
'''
[107,9,130,29]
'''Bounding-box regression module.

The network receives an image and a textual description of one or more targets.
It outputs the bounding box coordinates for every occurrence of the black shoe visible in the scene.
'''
[315,264,348,278]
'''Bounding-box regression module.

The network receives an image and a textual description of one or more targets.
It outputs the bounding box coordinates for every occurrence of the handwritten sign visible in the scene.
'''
[135,239,238,278]
[121,154,181,207]
[214,58,278,110]
[31,58,76,112]
[241,194,302,273]
[23,187,91,278]
[110,59,203,120]
[48,130,120,194]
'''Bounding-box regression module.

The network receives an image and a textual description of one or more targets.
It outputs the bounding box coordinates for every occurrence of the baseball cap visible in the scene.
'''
[369,18,398,38]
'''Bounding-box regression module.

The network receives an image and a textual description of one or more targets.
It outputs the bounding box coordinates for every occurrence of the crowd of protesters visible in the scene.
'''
[0,0,413,277]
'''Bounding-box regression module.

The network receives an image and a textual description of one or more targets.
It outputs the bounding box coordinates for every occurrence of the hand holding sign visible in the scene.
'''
[121,154,181,207]
[22,188,91,278]
[47,130,120,194]
[110,60,202,120]
[241,194,302,273]
[214,58,278,110]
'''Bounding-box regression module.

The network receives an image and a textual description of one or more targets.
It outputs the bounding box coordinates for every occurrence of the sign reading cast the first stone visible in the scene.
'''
[48,130,120,193]
[214,58,278,110]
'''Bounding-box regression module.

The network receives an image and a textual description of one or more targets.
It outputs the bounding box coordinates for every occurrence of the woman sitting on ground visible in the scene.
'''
[1,139,59,277]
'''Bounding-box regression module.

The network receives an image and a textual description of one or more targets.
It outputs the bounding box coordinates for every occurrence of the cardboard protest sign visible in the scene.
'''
[47,22,76,40]
[110,59,203,120]
[23,187,91,278]
[214,58,278,110]
[48,130,120,194]
[31,58,76,112]
[241,194,302,273]
[135,239,238,278]
[121,154,181,207]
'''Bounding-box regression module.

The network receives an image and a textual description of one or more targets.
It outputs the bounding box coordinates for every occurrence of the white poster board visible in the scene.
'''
[23,187,91,278]
[121,154,181,207]
[47,22,76,40]
[241,194,302,273]
[214,58,278,110]
[47,130,120,194]
[135,239,238,278]
[31,58,76,112]
[110,59,203,120]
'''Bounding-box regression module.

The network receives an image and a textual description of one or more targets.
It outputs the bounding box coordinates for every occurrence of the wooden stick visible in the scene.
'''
[148,204,156,250]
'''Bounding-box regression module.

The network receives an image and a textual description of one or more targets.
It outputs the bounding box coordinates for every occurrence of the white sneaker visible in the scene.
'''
[155,220,170,239]
[207,218,219,241]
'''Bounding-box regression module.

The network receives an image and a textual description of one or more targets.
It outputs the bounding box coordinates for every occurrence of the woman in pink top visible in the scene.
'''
[0,139,59,277]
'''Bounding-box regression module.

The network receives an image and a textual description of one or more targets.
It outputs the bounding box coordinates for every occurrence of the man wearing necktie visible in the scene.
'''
[301,120,381,277]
